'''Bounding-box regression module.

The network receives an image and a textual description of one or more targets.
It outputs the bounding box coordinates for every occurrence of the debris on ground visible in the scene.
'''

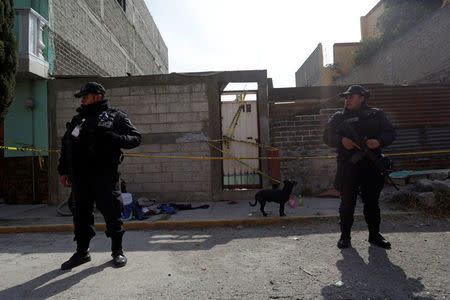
[381,169,450,215]
[334,281,344,287]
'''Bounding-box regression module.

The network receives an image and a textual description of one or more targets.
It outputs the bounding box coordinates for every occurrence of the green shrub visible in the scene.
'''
[353,36,383,65]
[378,0,442,43]
[353,0,442,66]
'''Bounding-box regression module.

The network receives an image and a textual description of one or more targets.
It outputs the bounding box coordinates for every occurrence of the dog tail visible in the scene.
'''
[249,195,258,207]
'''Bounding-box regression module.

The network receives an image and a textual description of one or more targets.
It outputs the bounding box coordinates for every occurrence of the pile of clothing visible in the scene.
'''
[121,196,210,221]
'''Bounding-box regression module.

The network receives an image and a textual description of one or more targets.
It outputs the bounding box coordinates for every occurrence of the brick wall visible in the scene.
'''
[3,157,49,204]
[270,108,341,194]
[52,32,109,76]
[334,5,450,85]
[51,0,168,76]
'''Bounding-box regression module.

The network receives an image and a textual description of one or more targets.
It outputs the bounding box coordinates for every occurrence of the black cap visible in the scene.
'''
[339,85,370,98]
[74,82,106,98]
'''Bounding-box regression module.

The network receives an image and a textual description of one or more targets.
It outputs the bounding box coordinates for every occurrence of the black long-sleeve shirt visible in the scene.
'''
[323,103,396,163]
[58,99,141,176]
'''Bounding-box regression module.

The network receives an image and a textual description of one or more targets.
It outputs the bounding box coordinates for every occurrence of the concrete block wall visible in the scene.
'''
[270,108,341,194]
[111,84,211,202]
[48,71,270,205]
[295,43,323,87]
[51,0,168,77]
[334,5,450,85]
[54,82,211,203]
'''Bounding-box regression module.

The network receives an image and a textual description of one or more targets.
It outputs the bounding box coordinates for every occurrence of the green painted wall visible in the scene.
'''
[7,1,50,158]
[13,0,31,9]
[13,13,19,38]
[14,0,52,63]
[4,80,49,157]
[14,0,48,19]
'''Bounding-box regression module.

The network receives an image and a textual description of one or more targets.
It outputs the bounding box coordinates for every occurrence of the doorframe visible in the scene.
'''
[220,91,261,190]
[209,70,270,201]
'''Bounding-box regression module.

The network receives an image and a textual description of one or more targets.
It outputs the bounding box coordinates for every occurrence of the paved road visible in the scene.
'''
[0,215,449,299]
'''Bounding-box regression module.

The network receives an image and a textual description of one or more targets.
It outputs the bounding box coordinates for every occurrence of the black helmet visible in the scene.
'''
[339,85,370,99]
[74,82,106,98]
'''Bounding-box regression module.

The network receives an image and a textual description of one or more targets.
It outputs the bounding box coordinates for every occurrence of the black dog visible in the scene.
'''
[249,180,298,217]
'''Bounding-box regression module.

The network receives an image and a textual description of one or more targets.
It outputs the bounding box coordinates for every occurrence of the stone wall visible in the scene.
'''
[334,5,450,85]
[50,0,168,76]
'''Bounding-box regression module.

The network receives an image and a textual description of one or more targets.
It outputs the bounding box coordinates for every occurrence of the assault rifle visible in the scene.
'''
[338,120,399,190]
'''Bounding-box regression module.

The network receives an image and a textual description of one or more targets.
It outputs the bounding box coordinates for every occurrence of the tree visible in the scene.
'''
[0,0,17,122]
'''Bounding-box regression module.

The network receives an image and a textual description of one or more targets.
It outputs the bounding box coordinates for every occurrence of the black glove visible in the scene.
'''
[101,130,123,146]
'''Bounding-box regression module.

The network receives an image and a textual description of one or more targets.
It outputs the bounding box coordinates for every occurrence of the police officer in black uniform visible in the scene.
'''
[58,82,141,269]
[323,85,396,249]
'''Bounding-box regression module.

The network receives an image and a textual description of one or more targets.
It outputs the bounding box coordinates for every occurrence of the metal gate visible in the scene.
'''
[221,93,261,189]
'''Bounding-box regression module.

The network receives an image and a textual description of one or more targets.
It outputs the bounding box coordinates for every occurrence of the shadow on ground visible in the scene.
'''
[0,262,111,299]
[321,246,434,299]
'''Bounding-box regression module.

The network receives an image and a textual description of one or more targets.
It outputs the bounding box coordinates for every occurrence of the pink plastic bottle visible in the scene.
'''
[288,198,295,208]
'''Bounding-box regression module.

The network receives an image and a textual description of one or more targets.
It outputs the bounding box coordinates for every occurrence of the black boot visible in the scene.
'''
[337,237,351,249]
[61,250,91,270]
[111,235,126,267]
[368,233,391,249]
[112,251,127,268]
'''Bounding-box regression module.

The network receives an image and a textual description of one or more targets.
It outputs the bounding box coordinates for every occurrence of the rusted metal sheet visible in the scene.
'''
[369,85,450,128]
[385,127,450,170]
[269,83,450,171]
[368,84,450,170]
[268,150,281,185]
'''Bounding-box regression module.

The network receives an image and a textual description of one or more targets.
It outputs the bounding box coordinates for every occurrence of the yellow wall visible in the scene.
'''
[321,67,339,86]
[360,0,386,40]
[333,44,359,75]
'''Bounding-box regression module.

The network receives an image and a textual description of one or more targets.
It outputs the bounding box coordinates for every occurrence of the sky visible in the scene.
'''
[144,0,381,88]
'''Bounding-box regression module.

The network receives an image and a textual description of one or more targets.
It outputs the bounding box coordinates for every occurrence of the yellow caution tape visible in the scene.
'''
[385,150,450,157]
[0,145,60,153]
[224,93,247,142]
[209,137,279,152]
[38,152,44,169]
[1,146,449,161]
[3,140,35,148]
[207,140,281,184]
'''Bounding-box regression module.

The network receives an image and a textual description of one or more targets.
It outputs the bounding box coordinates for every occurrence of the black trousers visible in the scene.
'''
[71,166,124,252]
[337,161,385,239]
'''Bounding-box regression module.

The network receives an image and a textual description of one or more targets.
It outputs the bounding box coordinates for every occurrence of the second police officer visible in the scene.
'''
[323,85,396,249]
